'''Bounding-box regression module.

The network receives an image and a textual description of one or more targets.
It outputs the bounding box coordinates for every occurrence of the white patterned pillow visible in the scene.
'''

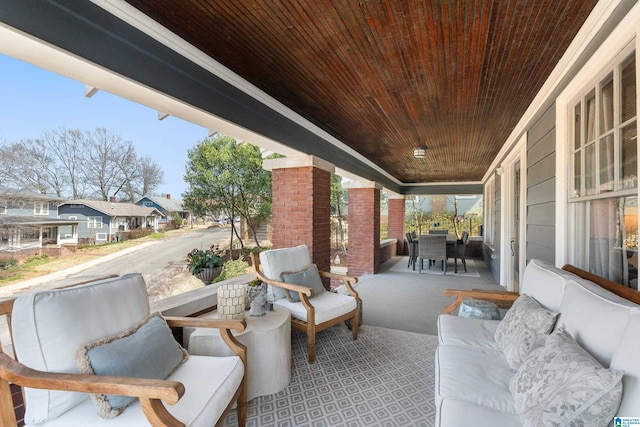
[494,294,558,369]
[509,327,623,427]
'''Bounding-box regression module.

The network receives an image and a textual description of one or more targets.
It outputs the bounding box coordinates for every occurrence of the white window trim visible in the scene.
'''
[556,10,640,266]
[87,216,103,229]
[34,202,49,216]
[484,176,496,247]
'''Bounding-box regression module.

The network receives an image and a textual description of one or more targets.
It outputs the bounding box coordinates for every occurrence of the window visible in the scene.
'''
[1,200,6,214]
[569,50,637,287]
[34,202,49,215]
[87,216,103,229]
[143,201,153,206]
[484,177,495,246]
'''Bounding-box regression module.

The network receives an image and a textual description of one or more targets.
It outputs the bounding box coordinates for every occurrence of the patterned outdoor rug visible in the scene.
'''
[388,257,480,278]
[222,325,438,427]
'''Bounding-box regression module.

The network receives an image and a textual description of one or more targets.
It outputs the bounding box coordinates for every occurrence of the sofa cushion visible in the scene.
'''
[610,310,640,416]
[436,398,522,427]
[558,280,633,366]
[437,314,500,350]
[259,245,312,301]
[494,295,558,369]
[27,355,244,427]
[519,259,568,311]
[273,290,356,324]
[281,263,325,302]
[12,274,151,425]
[76,312,189,419]
[435,345,516,414]
[510,327,623,427]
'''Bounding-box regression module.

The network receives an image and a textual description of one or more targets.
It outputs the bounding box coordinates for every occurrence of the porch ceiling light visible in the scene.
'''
[413,146,427,158]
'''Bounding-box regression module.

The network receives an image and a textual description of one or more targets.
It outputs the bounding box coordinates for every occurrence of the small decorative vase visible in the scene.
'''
[217,283,246,320]
[247,281,268,316]
[195,266,222,285]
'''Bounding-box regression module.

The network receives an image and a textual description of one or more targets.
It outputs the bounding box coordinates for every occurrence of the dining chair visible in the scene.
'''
[406,232,417,269]
[417,235,447,274]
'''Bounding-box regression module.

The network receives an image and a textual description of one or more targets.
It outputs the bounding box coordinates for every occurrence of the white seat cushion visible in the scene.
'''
[26,355,244,427]
[437,314,500,350]
[12,274,151,424]
[273,291,356,324]
[435,345,516,414]
[436,398,521,427]
[557,281,634,367]
[610,310,640,416]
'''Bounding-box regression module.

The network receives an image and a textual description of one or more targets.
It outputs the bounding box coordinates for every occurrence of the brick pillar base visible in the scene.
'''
[265,156,333,273]
[346,183,381,277]
[388,196,406,255]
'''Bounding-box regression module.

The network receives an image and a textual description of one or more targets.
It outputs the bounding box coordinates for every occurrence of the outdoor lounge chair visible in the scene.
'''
[251,245,359,363]
[0,274,247,427]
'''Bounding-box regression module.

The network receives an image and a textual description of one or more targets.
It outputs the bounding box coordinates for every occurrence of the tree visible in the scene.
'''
[330,174,347,254]
[0,127,165,200]
[183,134,273,255]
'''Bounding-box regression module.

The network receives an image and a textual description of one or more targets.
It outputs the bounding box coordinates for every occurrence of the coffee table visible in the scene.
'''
[187,305,291,401]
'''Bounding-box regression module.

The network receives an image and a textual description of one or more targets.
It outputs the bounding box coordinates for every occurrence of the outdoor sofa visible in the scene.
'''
[436,258,640,426]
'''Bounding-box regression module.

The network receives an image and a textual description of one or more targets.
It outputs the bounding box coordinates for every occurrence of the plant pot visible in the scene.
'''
[194,266,222,285]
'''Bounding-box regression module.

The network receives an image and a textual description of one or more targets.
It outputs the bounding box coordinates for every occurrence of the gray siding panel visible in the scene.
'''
[528,178,556,205]
[526,103,556,266]
[528,154,556,187]
[527,202,555,226]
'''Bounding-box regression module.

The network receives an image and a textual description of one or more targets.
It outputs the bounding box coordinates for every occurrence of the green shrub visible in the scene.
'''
[0,258,18,270]
[213,259,249,283]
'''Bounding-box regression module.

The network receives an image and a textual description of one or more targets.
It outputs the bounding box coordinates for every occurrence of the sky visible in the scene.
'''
[0,54,211,200]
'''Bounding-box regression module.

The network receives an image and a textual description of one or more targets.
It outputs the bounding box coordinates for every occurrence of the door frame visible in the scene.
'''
[500,134,527,292]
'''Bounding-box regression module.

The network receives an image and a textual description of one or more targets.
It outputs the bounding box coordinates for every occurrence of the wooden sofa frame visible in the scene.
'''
[250,252,359,363]
[443,263,640,314]
[0,277,248,427]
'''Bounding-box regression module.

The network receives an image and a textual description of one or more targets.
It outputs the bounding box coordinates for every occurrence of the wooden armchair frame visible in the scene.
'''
[0,311,248,427]
[250,252,359,363]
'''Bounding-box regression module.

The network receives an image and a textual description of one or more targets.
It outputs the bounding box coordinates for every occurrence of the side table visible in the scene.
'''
[187,305,291,401]
[458,299,501,320]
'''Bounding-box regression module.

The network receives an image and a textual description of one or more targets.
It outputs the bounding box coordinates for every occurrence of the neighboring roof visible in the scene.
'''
[59,199,164,217]
[0,186,66,203]
[137,195,186,212]
[0,216,79,227]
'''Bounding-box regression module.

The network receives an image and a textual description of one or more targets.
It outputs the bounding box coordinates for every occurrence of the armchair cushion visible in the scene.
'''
[281,263,325,302]
[494,295,558,369]
[76,312,189,419]
[259,245,312,301]
[12,273,151,424]
[273,291,356,325]
[509,327,623,426]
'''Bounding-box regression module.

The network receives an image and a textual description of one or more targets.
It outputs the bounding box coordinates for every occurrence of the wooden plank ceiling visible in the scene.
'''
[125,0,598,184]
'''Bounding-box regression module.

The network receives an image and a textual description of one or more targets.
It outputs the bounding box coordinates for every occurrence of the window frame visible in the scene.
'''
[87,216,103,229]
[34,202,50,216]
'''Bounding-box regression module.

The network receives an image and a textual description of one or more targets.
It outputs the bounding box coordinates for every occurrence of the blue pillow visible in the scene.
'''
[76,312,188,419]
[281,264,326,302]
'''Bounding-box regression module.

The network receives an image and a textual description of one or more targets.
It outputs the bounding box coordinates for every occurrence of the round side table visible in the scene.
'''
[187,305,291,401]
[458,299,501,320]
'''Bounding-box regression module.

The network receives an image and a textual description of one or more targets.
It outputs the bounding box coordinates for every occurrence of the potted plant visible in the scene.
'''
[187,245,223,285]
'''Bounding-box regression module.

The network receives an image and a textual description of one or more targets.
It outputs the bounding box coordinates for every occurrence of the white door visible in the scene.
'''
[501,137,526,292]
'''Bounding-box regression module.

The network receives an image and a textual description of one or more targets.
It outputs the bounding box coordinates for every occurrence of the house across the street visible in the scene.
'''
[58,199,163,244]
[0,187,79,260]
[136,194,191,228]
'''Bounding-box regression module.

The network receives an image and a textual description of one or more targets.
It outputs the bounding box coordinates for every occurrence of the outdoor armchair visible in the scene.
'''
[250,245,359,363]
[0,274,247,427]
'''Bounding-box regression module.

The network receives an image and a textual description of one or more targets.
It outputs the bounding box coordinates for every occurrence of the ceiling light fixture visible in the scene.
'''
[413,146,427,158]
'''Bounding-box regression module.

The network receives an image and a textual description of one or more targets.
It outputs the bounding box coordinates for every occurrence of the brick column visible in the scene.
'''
[387,195,406,255]
[263,156,333,273]
[345,181,381,277]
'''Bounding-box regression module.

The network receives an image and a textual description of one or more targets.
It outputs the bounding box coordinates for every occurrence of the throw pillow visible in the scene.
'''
[494,294,559,369]
[509,327,623,427]
[281,264,325,302]
[76,312,188,419]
